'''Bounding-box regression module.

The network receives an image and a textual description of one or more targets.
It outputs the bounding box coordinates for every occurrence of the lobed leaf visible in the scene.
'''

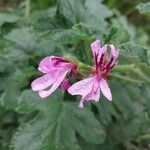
[11,90,105,150]
[119,43,149,65]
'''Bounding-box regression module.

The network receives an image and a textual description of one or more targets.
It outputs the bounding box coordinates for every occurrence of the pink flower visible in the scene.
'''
[68,40,119,107]
[31,56,76,98]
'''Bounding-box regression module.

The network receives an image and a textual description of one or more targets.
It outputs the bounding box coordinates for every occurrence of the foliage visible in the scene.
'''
[136,2,150,15]
[0,0,150,150]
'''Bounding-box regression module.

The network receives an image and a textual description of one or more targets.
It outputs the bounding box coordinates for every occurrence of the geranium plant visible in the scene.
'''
[0,0,150,150]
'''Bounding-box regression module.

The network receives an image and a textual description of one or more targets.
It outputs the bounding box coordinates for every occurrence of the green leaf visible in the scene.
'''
[109,12,136,44]
[56,0,112,35]
[111,81,138,119]
[97,82,147,146]
[119,43,149,65]
[14,67,38,87]
[0,57,12,73]
[140,84,150,117]
[0,83,20,109]
[82,0,112,35]
[56,0,85,26]
[136,2,150,15]
[35,0,113,44]
[15,90,50,113]
[95,99,119,125]
[48,29,79,44]
[3,47,28,62]
[84,0,112,19]
[46,23,92,44]
[72,23,92,38]
[4,28,37,51]
[0,66,38,110]
[12,90,105,150]
[0,13,19,27]
[113,63,150,85]
[35,17,57,31]
[73,106,105,144]
[78,137,101,150]
[4,27,57,58]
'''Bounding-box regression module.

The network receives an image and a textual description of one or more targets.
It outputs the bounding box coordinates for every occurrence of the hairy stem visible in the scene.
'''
[25,0,30,18]
[111,73,142,84]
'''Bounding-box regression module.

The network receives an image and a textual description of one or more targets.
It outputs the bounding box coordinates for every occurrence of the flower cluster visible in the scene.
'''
[31,40,119,107]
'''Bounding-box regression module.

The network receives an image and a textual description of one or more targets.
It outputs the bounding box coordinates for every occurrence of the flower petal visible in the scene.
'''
[91,40,101,55]
[109,44,119,58]
[87,88,100,102]
[85,78,100,101]
[79,98,84,108]
[78,88,100,108]
[31,74,54,91]
[38,56,53,73]
[38,56,74,73]
[69,76,101,108]
[100,78,112,101]
[91,40,102,64]
[68,76,96,97]
[39,70,68,98]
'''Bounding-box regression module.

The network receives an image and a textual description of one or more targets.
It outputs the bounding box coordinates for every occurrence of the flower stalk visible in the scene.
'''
[25,0,30,18]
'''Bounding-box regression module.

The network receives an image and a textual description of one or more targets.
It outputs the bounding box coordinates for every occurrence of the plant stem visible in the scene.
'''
[113,64,135,72]
[79,62,93,71]
[25,0,30,18]
[137,133,150,140]
[111,74,142,84]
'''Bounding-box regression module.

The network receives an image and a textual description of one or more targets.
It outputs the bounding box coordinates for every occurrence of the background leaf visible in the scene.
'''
[136,2,150,15]
[0,13,19,27]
